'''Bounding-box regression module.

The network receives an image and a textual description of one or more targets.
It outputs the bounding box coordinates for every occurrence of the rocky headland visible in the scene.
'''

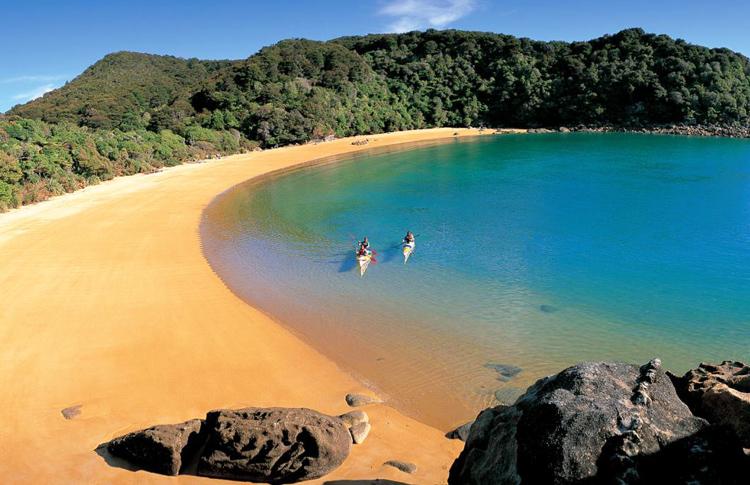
[525,123,750,139]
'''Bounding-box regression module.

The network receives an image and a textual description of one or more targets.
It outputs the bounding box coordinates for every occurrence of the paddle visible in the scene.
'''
[393,234,419,249]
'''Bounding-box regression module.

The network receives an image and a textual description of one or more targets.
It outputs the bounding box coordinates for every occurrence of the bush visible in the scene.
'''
[0,180,17,210]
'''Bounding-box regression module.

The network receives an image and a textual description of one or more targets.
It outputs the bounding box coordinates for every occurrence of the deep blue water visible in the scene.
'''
[202,133,750,427]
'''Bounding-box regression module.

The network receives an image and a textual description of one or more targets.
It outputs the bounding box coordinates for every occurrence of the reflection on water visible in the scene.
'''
[201,133,750,429]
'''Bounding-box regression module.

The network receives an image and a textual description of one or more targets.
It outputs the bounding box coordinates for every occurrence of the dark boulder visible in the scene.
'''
[106,419,205,476]
[197,407,352,483]
[670,360,750,447]
[449,360,708,484]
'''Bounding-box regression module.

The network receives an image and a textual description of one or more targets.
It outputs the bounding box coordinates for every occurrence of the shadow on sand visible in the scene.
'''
[94,444,140,473]
[94,442,202,476]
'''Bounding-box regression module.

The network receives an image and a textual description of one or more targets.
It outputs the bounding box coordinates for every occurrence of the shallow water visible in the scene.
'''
[202,133,750,429]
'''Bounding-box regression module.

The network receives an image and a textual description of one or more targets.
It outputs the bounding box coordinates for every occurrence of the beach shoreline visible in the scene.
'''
[0,128,509,483]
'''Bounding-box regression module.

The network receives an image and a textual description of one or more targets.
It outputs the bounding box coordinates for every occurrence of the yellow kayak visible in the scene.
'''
[402,241,415,263]
[356,252,372,277]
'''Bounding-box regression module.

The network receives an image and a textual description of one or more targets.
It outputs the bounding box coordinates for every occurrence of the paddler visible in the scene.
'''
[403,231,415,244]
[359,236,370,253]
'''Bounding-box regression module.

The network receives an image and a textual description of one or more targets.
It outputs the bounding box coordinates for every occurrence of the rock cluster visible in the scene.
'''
[670,361,750,447]
[106,407,354,483]
[449,359,750,484]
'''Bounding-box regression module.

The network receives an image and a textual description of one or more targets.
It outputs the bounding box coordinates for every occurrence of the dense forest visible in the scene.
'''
[2,28,750,210]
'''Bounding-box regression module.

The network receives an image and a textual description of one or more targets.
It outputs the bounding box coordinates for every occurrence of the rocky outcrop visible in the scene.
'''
[449,360,710,484]
[198,408,352,483]
[570,123,750,138]
[107,419,206,476]
[105,407,353,483]
[670,361,750,447]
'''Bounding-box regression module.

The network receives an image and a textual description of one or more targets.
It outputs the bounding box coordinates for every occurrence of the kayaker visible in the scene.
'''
[357,245,369,257]
[359,237,370,251]
[403,231,415,244]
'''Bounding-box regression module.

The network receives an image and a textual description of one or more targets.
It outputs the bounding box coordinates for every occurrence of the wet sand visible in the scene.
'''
[0,128,509,483]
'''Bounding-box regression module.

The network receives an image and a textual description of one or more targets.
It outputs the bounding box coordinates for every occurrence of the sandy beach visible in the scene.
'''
[0,128,509,484]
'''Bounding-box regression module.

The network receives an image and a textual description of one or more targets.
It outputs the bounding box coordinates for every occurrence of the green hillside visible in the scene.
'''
[3,28,750,211]
[9,52,232,130]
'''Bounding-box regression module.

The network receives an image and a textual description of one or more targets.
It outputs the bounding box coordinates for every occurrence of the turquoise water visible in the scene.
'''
[202,133,750,428]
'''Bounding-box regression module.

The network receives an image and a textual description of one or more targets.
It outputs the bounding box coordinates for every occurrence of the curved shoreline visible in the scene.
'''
[199,134,504,430]
[0,128,505,483]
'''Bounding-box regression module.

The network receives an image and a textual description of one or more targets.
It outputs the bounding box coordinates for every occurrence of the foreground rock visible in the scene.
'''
[670,360,750,447]
[198,407,351,483]
[105,407,352,482]
[449,360,711,484]
[107,419,205,476]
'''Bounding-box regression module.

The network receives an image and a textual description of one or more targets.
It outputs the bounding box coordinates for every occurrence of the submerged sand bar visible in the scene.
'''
[0,128,508,483]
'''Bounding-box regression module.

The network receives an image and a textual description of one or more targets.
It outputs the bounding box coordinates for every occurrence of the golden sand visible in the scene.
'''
[0,129,525,483]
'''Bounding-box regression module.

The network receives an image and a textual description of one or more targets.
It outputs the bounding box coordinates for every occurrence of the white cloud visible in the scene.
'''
[1,74,67,84]
[11,84,57,102]
[380,0,477,33]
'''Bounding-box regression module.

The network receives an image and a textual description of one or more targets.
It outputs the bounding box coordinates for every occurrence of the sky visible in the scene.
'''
[2,0,750,112]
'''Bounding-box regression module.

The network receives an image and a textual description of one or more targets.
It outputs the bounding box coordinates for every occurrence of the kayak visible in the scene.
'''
[356,252,372,277]
[402,240,415,264]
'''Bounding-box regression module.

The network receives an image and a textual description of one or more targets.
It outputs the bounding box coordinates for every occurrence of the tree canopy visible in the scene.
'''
[3,28,750,210]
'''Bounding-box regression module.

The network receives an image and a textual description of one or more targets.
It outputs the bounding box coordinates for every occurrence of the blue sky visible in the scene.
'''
[2,0,749,112]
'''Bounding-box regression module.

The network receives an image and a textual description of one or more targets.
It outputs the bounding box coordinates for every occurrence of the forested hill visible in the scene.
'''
[9,52,232,129]
[337,29,750,127]
[2,28,750,210]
